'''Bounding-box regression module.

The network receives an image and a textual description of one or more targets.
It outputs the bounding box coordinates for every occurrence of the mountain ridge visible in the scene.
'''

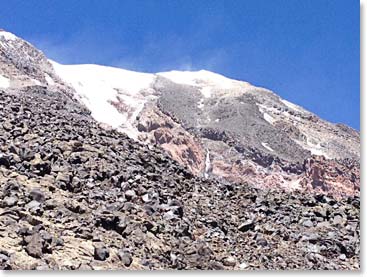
[0,29,360,270]
[0,30,360,198]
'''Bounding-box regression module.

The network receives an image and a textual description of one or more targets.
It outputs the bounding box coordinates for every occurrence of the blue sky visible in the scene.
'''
[0,0,360,129]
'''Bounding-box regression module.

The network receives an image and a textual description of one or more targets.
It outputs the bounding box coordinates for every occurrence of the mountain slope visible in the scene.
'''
[0,29,360,270]
[0,80,360,270]
[51,63,359,198]
[0,30,360,198]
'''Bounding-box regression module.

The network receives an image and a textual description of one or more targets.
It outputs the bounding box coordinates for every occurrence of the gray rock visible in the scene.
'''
[30,188,45,203]
[94,246,109,261]
[124,190,136,200]
[3,196,18,207]
[339,254,346,260]
[238,220,255,232]
[25,234,43,258]
[222,256,236,267]
[0,253,9,263]
[333,215,345,226]
[26,200,41,210]
[302,220,314,228]
[118,251,133,267]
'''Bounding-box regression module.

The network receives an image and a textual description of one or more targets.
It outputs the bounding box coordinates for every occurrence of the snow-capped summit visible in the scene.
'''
[0,29,18,41]
[50,61,157,138]
[0,29,360,197]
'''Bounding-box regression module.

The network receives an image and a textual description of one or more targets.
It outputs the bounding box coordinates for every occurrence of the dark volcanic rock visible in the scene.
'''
[0,86,360,270]
[94,245,110,261]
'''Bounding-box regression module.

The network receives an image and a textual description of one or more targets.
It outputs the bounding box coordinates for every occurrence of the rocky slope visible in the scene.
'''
[0,86,360,270]
[0,30,360,270]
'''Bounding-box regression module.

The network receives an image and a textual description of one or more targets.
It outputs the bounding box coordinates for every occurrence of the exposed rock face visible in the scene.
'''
[0,87,360,270]
[152,77,360,198]
[50,53,360,198]
[0,30,72,95]
[137,105,206,175]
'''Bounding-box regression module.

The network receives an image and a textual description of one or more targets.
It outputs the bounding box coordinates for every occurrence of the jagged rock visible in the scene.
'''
[94,246,110,261]
[25,234,43,258]
[302,220,314,228]
[238,220,255,232]
[118,251,133,267]
[2,196,18,207]
[0,154,11,168]
[222,257,236,267]
[124,190,136,200]
[29,189,45,203]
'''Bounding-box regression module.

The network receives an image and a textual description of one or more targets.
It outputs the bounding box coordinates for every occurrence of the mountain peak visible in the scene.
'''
[0,29,18,41]
[0,30,360,198]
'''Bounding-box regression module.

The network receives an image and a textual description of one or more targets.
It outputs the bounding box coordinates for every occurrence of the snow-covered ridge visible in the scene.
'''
[50,61,256,136]
[158,70,241,89]
[158,70,251,98]
[0,30,18,41]
[50,61,156,139]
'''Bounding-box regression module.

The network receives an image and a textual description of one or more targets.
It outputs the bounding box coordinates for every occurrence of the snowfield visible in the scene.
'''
[0,30,18,41]
[50,62,255,137]
[0,74,10,89]
[50,61,156,138]
[158,70,248,98]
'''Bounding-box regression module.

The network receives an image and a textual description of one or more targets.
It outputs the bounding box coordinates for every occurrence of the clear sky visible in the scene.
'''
[0,0,360,130]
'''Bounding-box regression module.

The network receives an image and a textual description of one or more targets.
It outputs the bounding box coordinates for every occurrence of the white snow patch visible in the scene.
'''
[256,103,276,124]
[263,112,275,124]
[50,61,156,138]
[0,31,17,41]
[308,148,325,156]
[158,70,247,98]
[204,151,211,178]
[261,142,274,152]
[197,98,204,109]
[44,73,55,86]
[288,178,301,189]
[293,137,329,158]
[0,74,10,88]
[158,70,235,89]
[32,79,42,86]
[201,87,212,98]
[281,99,303,113]
[305,142,327,157]
[215,118,220,123]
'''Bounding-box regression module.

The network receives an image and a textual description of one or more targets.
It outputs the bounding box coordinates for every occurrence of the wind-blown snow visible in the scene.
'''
[158,70,246,98]
[204,151,211,178]
[0,31,17,41]
[261,142,274,152]
[263,113,275,125]
[32,79,41,86]
[281,99,304,113]
[50,61,156,138]
[0,74,10,88]
[256,103,276,125]
[158,70,234,88]
[45,73,55,86]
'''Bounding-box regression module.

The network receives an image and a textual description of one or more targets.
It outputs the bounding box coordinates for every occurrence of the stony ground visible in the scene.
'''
[0,87,360,270]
